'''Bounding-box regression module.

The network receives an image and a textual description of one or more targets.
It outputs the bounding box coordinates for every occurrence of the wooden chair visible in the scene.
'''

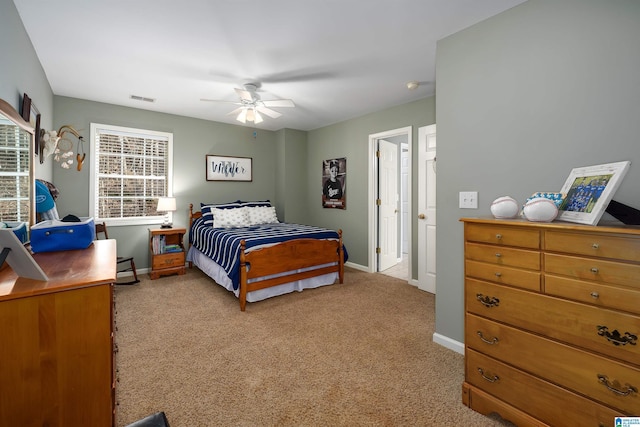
[95,222,140,285]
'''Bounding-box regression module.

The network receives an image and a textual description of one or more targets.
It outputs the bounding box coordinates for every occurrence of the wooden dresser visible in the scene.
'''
[461,218,640,426]
[0,240,117,427]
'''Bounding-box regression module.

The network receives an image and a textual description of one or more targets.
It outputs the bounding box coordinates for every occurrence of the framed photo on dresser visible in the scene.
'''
[557,161,631,225]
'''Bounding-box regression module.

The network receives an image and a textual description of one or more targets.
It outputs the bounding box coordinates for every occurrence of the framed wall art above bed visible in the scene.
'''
[206,155,252,181]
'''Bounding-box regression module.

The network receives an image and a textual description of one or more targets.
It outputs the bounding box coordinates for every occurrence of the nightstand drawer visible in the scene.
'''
[465,223,540,249]
[151,252,184,270]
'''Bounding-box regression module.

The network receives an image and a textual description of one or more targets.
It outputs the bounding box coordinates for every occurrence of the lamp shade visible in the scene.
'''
[157,197,176,212]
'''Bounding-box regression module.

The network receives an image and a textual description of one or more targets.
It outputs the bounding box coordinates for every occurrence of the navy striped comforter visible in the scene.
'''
[190,216,342,290]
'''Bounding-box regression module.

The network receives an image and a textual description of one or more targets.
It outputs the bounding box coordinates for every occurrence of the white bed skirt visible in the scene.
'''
[186,246,338,303]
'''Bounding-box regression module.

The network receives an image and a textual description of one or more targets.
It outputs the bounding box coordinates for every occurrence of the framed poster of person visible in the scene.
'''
[322,157,346,209]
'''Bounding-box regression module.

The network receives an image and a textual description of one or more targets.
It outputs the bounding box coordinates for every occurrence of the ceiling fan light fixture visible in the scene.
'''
[246,108,255,122]
[253,110,263,124]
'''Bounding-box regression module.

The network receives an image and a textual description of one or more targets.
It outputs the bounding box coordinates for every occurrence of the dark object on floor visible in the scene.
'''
[125,412,170,427]
[95,222,140,285]
[605,199,640,225]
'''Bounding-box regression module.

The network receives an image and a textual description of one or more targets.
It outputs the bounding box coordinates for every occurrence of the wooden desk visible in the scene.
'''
[0,240,117,427]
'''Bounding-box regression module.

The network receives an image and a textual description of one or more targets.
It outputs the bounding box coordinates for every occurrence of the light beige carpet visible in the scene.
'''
[114,267,508,426]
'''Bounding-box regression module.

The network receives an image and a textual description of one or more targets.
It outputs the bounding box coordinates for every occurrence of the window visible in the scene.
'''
[0,120,30,222]
[90,123,173,226]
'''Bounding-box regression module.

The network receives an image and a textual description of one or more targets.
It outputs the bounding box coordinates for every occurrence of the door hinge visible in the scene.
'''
[376,199,382,206]
[376,150,381,158]
[376,247,381,254]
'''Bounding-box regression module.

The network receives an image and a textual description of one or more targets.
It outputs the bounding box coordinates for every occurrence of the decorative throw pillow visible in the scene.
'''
[200,201,241,227]
[247,206,279,225]
[212,207,250,228]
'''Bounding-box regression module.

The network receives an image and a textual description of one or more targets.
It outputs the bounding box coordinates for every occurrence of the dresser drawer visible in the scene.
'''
[466,349,622,426]
[545,253,640,288]
[466,279,640,365]
[466,314,640,414]
[545,275,640,316]
[465,223,540,249]
[465,260,541,291]
[465,242,541,269]
[151,252,185,270]
[545,230,640,262]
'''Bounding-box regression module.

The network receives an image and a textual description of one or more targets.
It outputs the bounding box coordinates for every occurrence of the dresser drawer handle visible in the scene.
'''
[590,267,599,274]
[597,374,638,396]
[477,331,499,345]
[476,293,500,308]
[592,243,600,249]
[495,253,502,258]
[495,234,502,240]
[477,368,499,383]
[597,326,638,346]
[494,272,502,278]
[590,291,599,299]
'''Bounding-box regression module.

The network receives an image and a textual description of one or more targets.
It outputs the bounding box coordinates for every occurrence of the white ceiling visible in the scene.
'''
[13,0,526,131]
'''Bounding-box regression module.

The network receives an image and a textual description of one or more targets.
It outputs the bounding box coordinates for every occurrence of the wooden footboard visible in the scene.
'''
[238,231,344,311]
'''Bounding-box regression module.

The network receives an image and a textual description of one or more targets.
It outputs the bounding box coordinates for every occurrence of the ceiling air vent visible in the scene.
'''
[130,95,156,103]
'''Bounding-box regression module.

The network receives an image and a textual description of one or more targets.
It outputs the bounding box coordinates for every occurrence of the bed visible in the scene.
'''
[187,202,344,311]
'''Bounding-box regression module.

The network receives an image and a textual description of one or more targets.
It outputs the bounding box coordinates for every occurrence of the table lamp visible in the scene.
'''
[157,197,176,228]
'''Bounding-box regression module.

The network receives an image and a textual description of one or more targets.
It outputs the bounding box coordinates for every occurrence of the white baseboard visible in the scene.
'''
[344,261,369,272]
[433,332,464,355]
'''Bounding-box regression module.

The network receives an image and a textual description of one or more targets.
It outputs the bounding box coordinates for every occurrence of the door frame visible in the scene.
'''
[368,126,412,277]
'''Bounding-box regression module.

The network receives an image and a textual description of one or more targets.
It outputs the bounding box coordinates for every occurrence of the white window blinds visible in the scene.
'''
[0,122,30,222]
[90,123,173,225]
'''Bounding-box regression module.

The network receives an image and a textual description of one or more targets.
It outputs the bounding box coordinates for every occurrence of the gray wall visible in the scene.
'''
[0,0,53,181]
[52,96,281,266]
[306,97,435,270]
[435,0,640,343]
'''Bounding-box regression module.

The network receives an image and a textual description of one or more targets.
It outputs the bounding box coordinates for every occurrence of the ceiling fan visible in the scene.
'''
[201,83,295,124]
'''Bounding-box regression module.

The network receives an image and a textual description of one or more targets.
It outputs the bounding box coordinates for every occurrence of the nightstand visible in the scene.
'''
[149,227,186,279]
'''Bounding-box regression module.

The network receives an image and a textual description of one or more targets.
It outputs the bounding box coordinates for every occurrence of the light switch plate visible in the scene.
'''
[459,191,478,209]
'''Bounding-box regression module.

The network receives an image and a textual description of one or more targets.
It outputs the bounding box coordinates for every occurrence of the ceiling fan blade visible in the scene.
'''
[227,107,244,116]
[256,106,282,119]
[262,99,295,108]
[234,88,254,102]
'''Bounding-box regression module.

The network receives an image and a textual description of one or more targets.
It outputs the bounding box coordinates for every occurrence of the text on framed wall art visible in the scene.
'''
[206,155,252,181]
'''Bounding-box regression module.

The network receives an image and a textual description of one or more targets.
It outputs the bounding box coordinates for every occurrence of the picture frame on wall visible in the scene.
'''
[322,157,346,209]
[557,160,631,225]
[21,93,41,158]
[205,155,252,181]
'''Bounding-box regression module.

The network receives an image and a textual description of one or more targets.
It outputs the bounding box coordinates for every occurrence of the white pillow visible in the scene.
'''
[247,206,279,225]
[212,207,250,228]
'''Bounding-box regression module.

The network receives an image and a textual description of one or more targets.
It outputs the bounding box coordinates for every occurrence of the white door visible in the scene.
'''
[418,125,436,293]
[378,139,398,271]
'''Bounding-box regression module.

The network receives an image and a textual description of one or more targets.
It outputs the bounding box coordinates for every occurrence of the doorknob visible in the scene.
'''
[418,214,425,219]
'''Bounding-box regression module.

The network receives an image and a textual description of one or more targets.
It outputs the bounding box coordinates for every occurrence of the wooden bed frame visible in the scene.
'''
[188,203,344,311]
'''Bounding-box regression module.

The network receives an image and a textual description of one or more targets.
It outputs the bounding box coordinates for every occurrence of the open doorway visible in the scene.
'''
[367,127,412,282]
